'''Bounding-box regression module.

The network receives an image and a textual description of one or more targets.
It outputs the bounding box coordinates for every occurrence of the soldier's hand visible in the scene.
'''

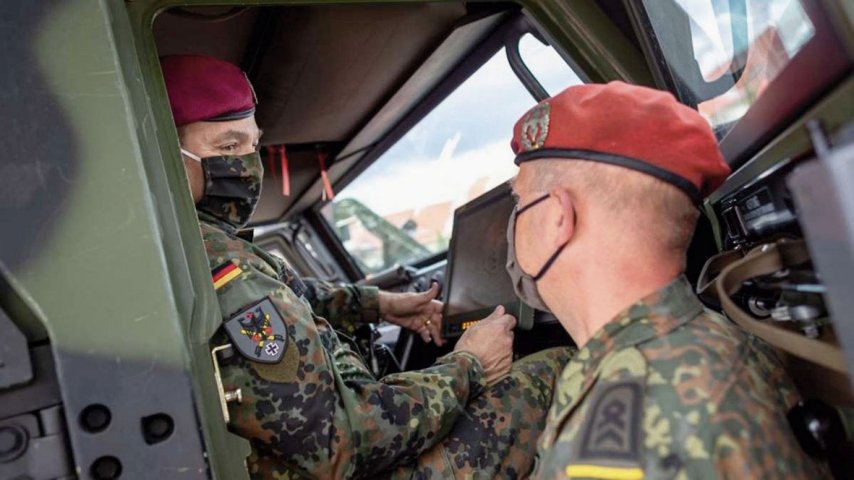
[453,306,515,385]
[378,282,445,346]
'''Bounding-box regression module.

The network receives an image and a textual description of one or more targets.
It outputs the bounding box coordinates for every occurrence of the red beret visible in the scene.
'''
[161,54,257,127]
[511,81,731,200]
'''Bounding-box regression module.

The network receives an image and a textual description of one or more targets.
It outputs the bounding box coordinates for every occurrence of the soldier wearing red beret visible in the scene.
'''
[506,81,828,478]
[162,54,571,479]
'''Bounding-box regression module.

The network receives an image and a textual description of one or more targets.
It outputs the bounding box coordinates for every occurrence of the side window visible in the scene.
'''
[518,33,583,96]
[322,40,582,276]
[640,0,814,136]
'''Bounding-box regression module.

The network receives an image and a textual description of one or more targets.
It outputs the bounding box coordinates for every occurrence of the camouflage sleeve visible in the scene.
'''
[202,226,486,478]
[302,278,380,336]
[535,332,828,479]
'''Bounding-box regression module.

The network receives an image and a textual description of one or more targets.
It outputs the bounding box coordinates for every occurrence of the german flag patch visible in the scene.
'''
[212,261,243,290]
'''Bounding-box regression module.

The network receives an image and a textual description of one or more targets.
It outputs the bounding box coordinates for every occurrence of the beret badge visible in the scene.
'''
[520,102,551,152]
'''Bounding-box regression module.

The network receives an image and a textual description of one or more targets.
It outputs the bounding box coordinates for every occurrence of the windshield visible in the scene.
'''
[322,39,582,276]
[641,0,814,138]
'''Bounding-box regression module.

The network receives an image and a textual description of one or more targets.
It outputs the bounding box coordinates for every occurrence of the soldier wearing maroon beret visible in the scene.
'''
[505,81,828,479]
[162,54,572,478]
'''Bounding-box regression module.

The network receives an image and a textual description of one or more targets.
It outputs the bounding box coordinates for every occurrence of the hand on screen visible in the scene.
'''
[378,282,445,346]
[453,305,515,385]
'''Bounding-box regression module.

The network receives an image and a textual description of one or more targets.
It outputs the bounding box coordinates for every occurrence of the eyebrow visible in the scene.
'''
[213,130,249,144]
[213,128,264,145]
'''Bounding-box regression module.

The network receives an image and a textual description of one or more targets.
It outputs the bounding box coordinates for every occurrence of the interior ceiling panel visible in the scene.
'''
[153,7,258,64]
[254,3,466,146]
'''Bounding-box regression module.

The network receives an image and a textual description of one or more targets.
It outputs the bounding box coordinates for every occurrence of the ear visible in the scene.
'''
[550,187,576,247]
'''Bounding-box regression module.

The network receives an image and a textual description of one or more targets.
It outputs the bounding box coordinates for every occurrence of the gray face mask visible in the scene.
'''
[505,194,568,312]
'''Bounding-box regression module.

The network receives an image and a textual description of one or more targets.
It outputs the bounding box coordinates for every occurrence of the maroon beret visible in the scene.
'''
[512,81,731,200]
[161,54,257,127]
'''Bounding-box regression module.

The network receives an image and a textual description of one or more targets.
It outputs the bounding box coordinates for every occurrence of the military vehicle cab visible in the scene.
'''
[1,0,852,478]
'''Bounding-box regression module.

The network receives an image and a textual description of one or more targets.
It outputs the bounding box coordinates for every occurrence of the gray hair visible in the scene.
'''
[526,159,700,258]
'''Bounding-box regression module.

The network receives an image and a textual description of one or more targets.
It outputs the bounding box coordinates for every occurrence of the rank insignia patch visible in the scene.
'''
[565,379,645,479]
[223,298,288,364]
[212,260,243,290]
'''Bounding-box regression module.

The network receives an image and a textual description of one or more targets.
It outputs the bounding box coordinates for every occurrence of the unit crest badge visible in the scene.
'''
[224,297,288,363]
[520,101,551,151]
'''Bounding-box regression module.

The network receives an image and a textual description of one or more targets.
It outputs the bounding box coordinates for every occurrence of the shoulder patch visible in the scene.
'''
[251,341,300,383]
[212,260,243,290]
[574,379,644,469]
[223,297,288,364]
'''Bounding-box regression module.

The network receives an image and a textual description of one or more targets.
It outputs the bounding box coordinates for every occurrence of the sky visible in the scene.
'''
[333,34,582,218]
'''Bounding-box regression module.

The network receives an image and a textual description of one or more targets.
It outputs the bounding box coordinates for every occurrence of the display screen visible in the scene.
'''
[444,190,518,317]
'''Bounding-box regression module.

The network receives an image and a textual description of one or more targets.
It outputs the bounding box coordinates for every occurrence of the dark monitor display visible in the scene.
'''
[442,181,533,337]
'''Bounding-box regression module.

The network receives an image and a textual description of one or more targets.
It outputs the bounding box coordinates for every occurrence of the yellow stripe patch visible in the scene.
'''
[565,465,644,480]
[213,264,243,289]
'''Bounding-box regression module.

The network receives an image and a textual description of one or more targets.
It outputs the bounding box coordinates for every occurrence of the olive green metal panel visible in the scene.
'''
[2,0,212,476]
[827,0,854,54]
[21,0,181,360]
[519,0,655,85]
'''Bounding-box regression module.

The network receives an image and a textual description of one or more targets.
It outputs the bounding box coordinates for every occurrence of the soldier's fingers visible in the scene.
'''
[482,305,504,322]
[498,314,517,330]
[426,315,443,346]
[426,282,439,300]
[418,325,432,343]
[411,283,439,306]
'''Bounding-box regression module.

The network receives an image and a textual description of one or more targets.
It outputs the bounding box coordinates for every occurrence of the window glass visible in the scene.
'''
[642,0,814,137]
[322,44,582,276]
[518,33,583,96]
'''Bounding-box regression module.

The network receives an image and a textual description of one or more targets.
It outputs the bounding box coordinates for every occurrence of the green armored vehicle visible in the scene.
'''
[1,0,853,478]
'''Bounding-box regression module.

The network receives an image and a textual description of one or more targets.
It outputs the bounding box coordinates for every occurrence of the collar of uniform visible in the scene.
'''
[198,209,238,234]
[607,275,702,346]
[576,275,703,374]
[198,211,255,241]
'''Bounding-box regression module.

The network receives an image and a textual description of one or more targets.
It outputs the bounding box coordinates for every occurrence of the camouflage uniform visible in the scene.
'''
[199,212,571,479]
[531,276,827,480]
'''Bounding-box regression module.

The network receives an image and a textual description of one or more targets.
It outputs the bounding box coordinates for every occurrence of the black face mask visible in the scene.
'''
[182,149,263,230]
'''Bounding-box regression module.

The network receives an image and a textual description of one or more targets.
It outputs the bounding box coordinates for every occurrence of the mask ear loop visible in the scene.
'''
[181,148,202,162]
[516,193,550,215]
[532,243,568,280]
[515,193,570,281]
[513,194,549,258]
